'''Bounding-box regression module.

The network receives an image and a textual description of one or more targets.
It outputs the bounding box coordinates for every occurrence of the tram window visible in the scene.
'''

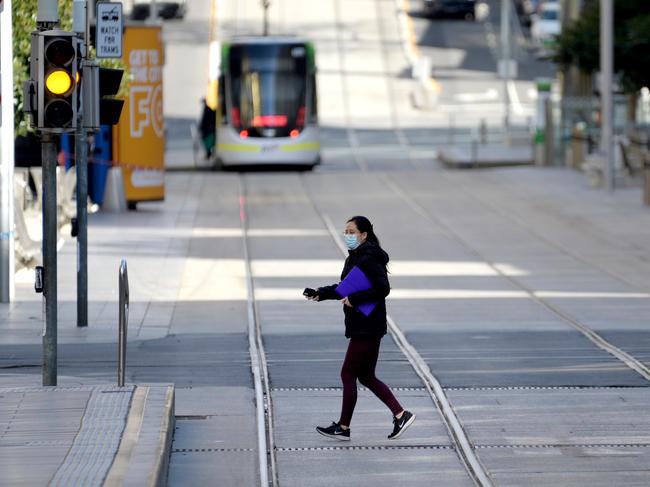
[309,73,318,122]
[217,75,226,124]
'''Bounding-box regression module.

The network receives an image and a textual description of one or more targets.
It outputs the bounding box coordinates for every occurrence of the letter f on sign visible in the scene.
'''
[130,86,152,137]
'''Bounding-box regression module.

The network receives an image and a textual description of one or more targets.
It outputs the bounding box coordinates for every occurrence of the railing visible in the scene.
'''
[118,259,129,387]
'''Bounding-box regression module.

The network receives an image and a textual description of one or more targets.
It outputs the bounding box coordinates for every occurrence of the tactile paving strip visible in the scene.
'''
[49,386,135,487]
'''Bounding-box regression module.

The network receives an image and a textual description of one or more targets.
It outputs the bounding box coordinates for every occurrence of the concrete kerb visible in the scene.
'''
[105,384,176,487]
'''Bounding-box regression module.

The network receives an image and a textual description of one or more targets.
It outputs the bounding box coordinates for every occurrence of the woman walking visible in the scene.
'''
[305,216,415,441]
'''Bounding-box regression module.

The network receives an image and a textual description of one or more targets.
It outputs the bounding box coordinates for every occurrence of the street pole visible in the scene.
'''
[600,0,614,192]
[38,0,59,386]
[0,0,15,303]
[74,0,88,327]
[262,0,270,36]
[41,135,58,386]
[500,0,511,144]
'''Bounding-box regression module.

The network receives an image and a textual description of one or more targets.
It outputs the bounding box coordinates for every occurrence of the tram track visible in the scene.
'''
[238,165,650,486]
[239,177,278,487]
[381,173,650,383]
[238,171,495,486]
[315,207,496,487]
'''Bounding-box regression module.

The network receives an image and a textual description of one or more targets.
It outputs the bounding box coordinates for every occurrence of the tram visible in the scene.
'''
[213,37,320,169]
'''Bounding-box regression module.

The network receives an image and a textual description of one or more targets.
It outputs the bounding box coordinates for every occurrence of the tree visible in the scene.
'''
[552,0,650,94]
[13,1,72,136]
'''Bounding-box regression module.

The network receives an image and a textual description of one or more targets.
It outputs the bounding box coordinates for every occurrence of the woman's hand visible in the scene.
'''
[308,295,320,301]
[341,297,352,307]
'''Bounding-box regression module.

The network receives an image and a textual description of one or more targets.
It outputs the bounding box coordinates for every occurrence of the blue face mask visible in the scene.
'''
[344,234,360,250]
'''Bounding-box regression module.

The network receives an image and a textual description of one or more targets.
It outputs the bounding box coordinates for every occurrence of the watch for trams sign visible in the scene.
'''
[96,2,123,59]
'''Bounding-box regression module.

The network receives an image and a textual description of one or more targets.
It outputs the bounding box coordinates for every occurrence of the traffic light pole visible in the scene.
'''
[600,0,614,192]
[38,0,60,387]
[42,134,58,386]
[74,0,88,327]
[75,124,88,327]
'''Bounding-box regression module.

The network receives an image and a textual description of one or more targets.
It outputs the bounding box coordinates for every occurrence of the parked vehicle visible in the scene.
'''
[129,0,187,20]
[423,0,476,20]
[530,2,560,51]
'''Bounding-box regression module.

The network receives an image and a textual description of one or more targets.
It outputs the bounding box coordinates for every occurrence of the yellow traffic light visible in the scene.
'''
[45,69,73,95]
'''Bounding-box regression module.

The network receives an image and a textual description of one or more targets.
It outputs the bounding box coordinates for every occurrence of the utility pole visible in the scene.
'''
[500,0,511,144]
[262,0,270,36]
[600,0,614,192]
[1,0,15,303]
[74,0,88,327]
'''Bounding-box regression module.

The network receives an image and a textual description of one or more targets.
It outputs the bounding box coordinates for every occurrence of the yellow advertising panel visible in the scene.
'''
[115,25,165,203]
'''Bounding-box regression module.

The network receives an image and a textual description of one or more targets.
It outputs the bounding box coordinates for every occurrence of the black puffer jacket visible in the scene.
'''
[318,241,390,339]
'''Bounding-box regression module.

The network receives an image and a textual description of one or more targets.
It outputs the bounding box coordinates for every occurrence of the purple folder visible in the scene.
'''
[335,266,378,316]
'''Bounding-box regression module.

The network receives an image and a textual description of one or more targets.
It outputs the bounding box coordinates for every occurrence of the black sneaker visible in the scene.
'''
[316,421,351,441]
[388,410,416,439]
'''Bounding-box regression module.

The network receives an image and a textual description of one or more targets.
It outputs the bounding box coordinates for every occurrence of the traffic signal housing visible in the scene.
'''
[34,30,79,132]
[99,67,124,126]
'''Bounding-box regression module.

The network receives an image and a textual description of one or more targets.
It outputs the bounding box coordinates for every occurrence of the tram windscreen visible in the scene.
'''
[228,44,309,138]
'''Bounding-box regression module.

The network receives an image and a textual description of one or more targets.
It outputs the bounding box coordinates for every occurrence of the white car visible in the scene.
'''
[530,3,560,50]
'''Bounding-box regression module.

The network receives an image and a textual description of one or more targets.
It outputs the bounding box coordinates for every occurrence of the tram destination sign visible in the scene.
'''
[96,2,123,59]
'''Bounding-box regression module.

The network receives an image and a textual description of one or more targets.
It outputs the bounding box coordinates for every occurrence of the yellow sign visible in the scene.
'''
[115,25,165,203]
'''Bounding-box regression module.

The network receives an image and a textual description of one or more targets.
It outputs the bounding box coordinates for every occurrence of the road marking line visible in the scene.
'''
[508,80,525,115]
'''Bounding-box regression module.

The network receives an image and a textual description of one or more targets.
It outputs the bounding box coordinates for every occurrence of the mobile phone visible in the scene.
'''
[303,287,317,297]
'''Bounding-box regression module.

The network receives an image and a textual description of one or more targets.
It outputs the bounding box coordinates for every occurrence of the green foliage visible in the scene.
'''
[552,0,650,94]
[12,0,72,135]
[12,0,128,135]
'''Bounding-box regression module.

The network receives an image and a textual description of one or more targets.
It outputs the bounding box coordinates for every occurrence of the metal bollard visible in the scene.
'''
[479,118,487,145]
[471,133,479,169]
[118,259,129,387]
[448,114,455,145]
[643,151,650,206]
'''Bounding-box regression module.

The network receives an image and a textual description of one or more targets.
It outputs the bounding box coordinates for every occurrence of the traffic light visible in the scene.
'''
[80,63,124,131]
[36,30,79,132]
[99,67,124,126]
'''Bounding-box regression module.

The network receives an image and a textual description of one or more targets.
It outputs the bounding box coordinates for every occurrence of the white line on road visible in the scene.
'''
[508,80,525,116]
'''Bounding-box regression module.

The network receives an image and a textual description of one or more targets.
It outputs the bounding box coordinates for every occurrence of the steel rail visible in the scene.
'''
[238,177,278,486]
[312,203,495,487]
[381,173,650,383]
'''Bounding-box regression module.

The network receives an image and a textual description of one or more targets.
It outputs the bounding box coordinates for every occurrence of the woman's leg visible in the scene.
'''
[357,338,403,417]
[338,339,365,426]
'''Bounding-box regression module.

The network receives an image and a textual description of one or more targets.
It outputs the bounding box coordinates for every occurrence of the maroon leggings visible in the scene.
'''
[339,337,403,426]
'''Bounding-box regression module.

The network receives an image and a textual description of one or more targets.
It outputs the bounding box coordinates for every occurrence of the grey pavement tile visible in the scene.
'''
[263,333,422,388]
[174,386,253,416]
[272,389,449,448]
[479,446,650,487]
[172,417,256,450]
[168,451,258,487]
[448,388,650,446]
[277,448,474,487]
[405,330,649,387]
